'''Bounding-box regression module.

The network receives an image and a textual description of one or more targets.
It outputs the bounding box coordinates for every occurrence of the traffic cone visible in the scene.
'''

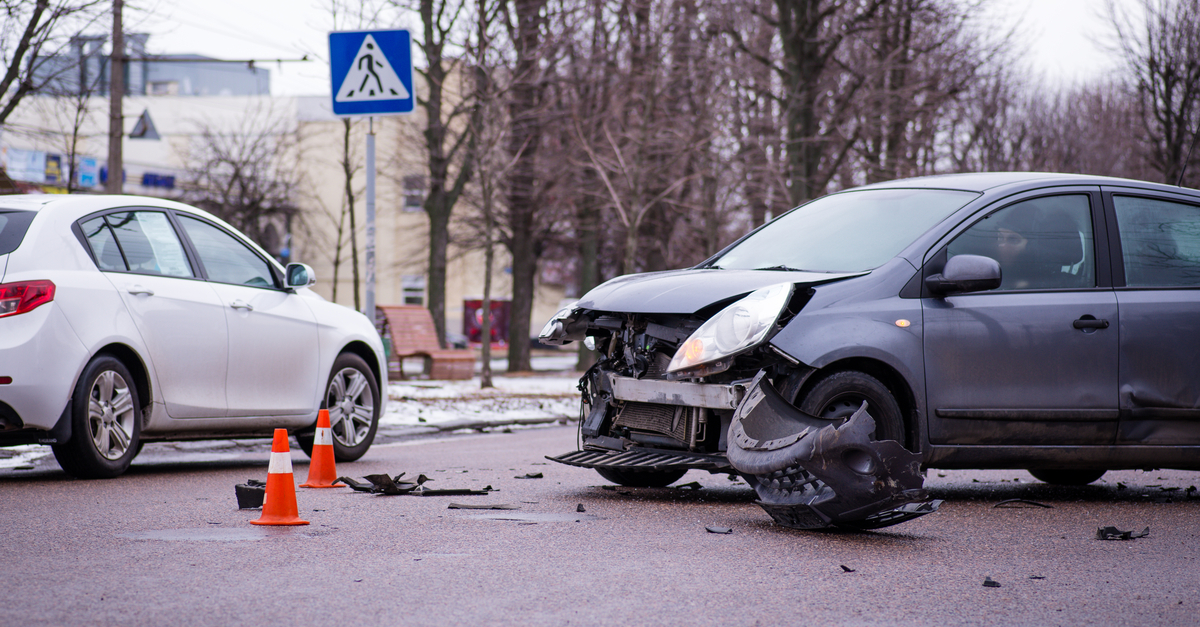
[301,409,344,489]
[252,429,309,526]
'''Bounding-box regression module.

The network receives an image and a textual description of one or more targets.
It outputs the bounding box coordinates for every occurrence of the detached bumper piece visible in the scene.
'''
[547,448,732,473]
[727,372,939,530]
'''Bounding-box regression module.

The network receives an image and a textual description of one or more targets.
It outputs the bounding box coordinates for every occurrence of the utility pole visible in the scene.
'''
[105,0,123,194]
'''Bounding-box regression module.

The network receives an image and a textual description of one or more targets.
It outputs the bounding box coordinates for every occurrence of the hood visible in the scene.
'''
[577,268,860,315]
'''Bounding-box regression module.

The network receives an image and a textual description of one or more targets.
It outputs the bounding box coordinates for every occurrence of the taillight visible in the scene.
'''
[0,280,56,318]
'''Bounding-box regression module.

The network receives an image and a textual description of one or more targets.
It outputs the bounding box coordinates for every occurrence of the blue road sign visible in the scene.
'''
[329,30,414,116]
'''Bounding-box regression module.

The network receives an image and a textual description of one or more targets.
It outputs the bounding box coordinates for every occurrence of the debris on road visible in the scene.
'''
[515,472,544,479]
[447,503,519,510]
[840,565,855,573]
[727,373,939,530]
[705,526,733,534]
[234,479,266,509]
[1097,525,1150,540]
[1029,575,1046,580]
[676,482,704,491]
[337,473,492,496]
[993,499,1053,509]
[576,504,586,512]
[983,576,1001,588]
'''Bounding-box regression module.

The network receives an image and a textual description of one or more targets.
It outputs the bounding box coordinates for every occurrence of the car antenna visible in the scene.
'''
[1178,119,1200,187]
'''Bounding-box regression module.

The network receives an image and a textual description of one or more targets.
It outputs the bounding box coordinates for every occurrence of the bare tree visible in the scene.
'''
[0,0,103,126]
[1110,0,1200,186]
[183,105,303,252]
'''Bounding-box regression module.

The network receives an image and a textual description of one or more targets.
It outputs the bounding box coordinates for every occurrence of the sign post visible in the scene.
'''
[328,29,415,321]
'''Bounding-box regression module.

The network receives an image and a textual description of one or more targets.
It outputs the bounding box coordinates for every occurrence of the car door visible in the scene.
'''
[79,210,229,418]
[922,190,1119,445]
[1106,190,1200,444]
[174,214,320,417]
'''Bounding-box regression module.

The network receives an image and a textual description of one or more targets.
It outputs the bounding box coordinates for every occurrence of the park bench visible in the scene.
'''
[377,305,476,380]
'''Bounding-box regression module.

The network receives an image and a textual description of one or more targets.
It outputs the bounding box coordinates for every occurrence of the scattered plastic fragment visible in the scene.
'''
[447,503,519,510]
[1097,526,1150,540]
[338,473,490,496]
[840,565,855,573]
[983,576,1001,588]
[235,479,266,509]
[515,472,544,479]
[705,526,733,534]
[576,504,586,512]
[676,482,704,491]
[993,499,1053,509]
[1029,575,1046,580]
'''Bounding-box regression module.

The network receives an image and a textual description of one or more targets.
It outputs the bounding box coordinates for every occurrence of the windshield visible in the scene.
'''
[710,188,978,273]
[0,211,36,256]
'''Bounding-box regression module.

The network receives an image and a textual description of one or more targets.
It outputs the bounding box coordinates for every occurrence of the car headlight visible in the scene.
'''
[539,301,580,345]
[667,283,793,376]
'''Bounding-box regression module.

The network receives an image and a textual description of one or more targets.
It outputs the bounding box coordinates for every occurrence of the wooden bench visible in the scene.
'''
[377,305,476,380]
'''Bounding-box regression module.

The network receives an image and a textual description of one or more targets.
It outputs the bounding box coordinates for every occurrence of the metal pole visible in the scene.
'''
[365,117,376,320]
[106,0,124,194]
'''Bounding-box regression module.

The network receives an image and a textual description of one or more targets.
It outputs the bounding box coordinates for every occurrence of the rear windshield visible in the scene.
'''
[708,188,979,273]
[0,211,36,255]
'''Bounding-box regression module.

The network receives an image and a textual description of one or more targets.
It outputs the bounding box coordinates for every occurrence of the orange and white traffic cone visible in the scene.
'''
[252,429,309,526]
[301,409,344,489]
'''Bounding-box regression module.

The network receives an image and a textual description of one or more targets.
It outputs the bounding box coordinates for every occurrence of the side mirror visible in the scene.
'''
[925,254,1001,295]
[285,263,317,289]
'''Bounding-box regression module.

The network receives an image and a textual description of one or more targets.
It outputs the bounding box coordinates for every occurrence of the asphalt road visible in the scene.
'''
[2,426,1198,626]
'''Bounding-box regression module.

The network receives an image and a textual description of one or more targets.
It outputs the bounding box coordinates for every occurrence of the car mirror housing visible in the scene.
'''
[285,263,317,289]
[925,254,1001,295]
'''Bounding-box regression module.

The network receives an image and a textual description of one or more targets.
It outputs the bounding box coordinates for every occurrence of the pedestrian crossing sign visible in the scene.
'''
[329,30,414,116]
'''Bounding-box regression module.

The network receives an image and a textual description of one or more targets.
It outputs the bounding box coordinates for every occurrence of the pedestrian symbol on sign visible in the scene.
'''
[335,34,410,102]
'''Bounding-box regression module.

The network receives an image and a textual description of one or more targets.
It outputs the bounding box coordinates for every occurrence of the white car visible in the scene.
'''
[0,194,387,478]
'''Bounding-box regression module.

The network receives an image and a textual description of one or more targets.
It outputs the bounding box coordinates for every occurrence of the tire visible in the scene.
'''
[595,467,688,488]
[51,355,142,479]
[298,353,379,462]
[796,370,905,444]
[1028,468,1106,485]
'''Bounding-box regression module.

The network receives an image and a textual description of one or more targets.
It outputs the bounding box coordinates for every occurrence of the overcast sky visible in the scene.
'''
[129,0,1131,97]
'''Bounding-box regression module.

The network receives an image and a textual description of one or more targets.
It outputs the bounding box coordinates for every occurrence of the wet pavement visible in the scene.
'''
[1,426,1198,626]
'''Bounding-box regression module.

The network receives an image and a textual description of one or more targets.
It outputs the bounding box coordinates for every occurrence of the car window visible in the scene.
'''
[710,189,977,273]
[177,215,277,288]
[0,210,36,255]
[947,194,1094,290]
[94,211,193,277]
[80,216,127,271]
[1113,195,1200,287]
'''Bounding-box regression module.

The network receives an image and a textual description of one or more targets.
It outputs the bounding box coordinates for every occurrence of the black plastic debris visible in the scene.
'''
[337,472,492,496]
[983,576,1001,588]
[412,486,492,496]
[1097,525,1150,540]
[840,565,855,573]
[576,504,586,512]
[676,482,704,491]
[705,526,733,534]
[993,499,1053,509]
[727,373,939,530]
[1029,575,1046,580]
[515,472,544,479]
[447,503,519,510]
[235,479,266,509]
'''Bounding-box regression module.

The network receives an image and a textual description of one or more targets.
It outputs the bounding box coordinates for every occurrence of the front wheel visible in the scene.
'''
[796,370,905,444]
[595,467,688,488]
[52,355,142,479]
[298,353,380,462]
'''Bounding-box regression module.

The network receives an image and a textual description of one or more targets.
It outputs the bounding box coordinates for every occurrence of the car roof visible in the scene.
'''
[0,194,202,216]
[854,171,1200,197]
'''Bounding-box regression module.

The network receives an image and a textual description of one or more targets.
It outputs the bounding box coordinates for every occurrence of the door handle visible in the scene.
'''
[1072,318,1109,330]
[126,285,154,296]
[230,300,254,311]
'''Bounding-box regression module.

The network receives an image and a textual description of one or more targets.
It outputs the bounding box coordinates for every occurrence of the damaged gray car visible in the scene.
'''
[541,172,1200,530]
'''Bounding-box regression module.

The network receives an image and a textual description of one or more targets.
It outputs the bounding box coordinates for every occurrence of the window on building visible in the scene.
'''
[402,274,425,306]
[403,175,425,212]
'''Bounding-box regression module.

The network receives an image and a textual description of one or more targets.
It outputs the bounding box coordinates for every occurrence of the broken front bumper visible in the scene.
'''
[726,372,940,530]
